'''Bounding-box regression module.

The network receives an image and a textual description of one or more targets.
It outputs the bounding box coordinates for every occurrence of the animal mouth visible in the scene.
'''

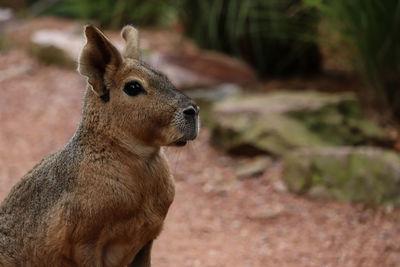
[171,135,191,147]
[174,140,187,147]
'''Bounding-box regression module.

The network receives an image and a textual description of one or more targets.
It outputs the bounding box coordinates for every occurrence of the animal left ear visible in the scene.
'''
[78,25,122,101]
[121,25,140,60]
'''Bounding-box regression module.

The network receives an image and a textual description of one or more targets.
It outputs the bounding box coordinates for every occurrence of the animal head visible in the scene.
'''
[78,25,199,151]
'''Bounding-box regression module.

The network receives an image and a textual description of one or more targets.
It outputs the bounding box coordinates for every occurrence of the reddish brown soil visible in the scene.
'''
[1,50,400,267]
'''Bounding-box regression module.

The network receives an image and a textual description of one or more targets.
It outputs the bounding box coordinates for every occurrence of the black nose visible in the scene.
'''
[183,105,199,117]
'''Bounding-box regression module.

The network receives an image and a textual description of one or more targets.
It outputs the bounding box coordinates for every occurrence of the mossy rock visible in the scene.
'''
[29,43,76,68]
[284,147,400,206]
[211,91,386,156]
[211,113,329,155]
[29,29,84,68]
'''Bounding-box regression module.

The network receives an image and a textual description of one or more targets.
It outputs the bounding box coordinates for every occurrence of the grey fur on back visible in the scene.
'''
[0,135,82,262]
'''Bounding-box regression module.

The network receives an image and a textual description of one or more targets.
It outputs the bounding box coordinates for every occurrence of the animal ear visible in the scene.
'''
[121,25,140,60]
[78,25,122,100]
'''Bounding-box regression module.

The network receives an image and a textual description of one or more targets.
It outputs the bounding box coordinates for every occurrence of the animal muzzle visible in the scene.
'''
[174,104,200,146]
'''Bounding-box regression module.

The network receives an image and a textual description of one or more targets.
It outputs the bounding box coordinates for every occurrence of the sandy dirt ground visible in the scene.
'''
[0,50,400,267]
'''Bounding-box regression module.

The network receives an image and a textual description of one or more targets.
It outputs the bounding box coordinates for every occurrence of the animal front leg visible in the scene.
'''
[128,240,153,267]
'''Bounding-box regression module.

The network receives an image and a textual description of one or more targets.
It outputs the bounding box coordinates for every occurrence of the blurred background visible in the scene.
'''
[0,0,400,266]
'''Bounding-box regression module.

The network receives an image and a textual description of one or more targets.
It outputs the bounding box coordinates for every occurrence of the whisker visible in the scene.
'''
[173,148,182,177]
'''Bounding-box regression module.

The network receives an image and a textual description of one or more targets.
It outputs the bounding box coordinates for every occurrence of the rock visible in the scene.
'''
[235,156,272,179]
[247,205,287,221]
[283,147,400,206]
[186,83,242,126]
[211,91,386,156]
[186,83,242,102]
[272,180,288,193]
[213,90,354,115]
[0,8,12,23]
[146,51,257,88]
[211,112,329,156]
[0,64,33,83]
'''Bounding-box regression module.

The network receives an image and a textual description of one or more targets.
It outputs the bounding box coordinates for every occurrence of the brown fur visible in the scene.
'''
[0,25,199,266]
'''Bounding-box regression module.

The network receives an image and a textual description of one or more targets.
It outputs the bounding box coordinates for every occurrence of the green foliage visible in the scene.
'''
[179,0,321,76]
[32,0,178,28]
[307,0,400,120]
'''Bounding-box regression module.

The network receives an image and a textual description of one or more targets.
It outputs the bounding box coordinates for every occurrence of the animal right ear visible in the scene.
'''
[78,25,122,100]
[121,25,140,60]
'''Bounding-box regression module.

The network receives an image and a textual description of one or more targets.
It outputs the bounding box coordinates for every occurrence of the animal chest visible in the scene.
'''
[101,174,174,266]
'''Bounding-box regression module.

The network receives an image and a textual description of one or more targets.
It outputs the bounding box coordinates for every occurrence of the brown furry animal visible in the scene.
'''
[0,25,199,266]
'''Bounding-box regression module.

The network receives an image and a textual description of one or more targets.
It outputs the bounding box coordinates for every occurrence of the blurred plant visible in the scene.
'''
[29,0,179,28]
[179,0,321,76]
[307,0,400,121]
[0,34,10,52]
[28,0,322,76]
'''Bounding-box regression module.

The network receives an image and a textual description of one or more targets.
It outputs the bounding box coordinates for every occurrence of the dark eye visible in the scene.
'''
[123,81,146,96]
